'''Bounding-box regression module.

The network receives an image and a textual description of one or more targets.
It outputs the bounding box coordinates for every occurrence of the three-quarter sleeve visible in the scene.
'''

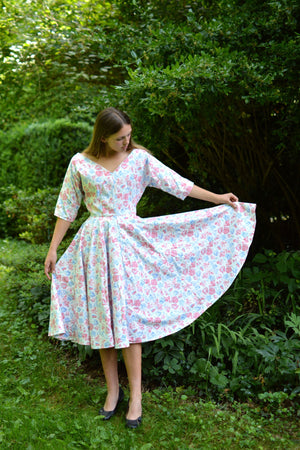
[145,152,194,200]
[54,157,83,222]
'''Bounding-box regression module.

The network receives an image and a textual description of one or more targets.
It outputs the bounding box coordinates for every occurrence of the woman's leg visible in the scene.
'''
[122,343,142,420]
[99,348,120,411]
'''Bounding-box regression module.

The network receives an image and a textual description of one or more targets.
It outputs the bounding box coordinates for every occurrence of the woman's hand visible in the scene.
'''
[215,193,239,208]
[44,249,57,280]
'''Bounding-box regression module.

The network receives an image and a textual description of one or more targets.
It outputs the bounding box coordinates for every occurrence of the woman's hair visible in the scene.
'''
[85,107,143,158]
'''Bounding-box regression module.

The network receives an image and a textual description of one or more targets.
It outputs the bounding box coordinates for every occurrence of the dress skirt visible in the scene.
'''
[49,201,256,349]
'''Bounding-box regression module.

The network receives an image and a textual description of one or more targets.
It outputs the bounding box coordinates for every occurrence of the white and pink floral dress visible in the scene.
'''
[49,149,256,349]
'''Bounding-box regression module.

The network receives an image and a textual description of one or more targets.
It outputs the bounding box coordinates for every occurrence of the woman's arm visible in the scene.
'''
[44,218,72,280]
[189,185,238,208]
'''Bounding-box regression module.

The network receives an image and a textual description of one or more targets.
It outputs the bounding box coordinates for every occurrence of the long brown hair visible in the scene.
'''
[85,107,139,158]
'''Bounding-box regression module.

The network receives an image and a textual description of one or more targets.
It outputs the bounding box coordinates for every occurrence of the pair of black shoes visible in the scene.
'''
[98,387,142,429]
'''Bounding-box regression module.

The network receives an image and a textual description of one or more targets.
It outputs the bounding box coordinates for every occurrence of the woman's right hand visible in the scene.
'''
[44,249,57,280]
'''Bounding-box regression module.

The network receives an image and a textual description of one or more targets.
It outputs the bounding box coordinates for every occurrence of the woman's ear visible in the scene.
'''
[101,136,106,143]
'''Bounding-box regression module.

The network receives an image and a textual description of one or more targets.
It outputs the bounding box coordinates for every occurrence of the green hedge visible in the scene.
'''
[0,119,93,189]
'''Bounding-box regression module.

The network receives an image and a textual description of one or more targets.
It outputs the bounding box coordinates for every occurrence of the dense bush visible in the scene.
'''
[142,314,300,400]
[0,238,299,401]
[112,0,300,251]
[0,240,51,334]
[0,186,59,242]
[0,186,89,243]
[0,119,92,189]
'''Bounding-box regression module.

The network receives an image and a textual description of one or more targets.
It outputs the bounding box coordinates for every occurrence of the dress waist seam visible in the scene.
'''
[89,214,137,218]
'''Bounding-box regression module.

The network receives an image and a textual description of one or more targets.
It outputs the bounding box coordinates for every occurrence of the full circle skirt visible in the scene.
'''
[49,202,256,349]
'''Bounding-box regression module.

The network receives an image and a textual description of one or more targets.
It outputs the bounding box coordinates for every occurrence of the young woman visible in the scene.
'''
[44,107,256,428]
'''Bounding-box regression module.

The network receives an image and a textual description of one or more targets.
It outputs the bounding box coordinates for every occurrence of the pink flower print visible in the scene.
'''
[171,297,179,309]
[133,300,141,308]
[153,318,161,327]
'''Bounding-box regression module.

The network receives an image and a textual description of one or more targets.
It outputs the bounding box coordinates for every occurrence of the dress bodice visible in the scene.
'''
[54,149,194,221]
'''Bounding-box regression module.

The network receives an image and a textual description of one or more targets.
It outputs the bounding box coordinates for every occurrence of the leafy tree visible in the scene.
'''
[0,0,299,250]
[0,0,121,125]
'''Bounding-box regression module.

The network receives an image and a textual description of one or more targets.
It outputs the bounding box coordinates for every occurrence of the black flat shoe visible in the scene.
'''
[125,399,142,429]
[98,387,124,420]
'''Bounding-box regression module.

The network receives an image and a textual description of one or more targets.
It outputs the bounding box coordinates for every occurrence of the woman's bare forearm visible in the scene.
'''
[49,218,72,251]
[189,185,239,207]
[45,218,72,279]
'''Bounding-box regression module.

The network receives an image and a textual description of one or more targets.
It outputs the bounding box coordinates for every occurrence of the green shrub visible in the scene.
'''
[0,119,92,189]
[1,186,89,243]
[142,314,300,400]
[0,240,51,334]
[211,250,300,327]
[1,187,59,242]
[0,185,20,238]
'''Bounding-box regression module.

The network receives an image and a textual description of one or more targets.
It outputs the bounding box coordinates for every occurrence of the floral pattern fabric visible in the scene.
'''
[49,149,256,349]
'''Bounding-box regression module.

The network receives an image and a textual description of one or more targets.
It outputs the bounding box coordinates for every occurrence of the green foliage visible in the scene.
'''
[215,250,300,326]
[0,0,117,125]
[110,0,300,251]
[0,240,51,333]
[0,119,93,189]
[0,186,59,242]
[0,0,299,250]
[143,314,300,400]
[0,185,20,238]
[1,186,89,243]
[0,118,91,242]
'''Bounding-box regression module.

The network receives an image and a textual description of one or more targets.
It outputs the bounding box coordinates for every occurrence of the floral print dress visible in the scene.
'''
[49,149,256,349]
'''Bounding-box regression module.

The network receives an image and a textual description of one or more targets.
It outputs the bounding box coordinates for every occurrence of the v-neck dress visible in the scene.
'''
[49,149,256,349]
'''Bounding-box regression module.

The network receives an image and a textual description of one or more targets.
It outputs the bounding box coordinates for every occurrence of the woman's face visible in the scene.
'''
[104,124,132,155]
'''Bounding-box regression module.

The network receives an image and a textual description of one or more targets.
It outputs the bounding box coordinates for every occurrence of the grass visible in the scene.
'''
[0,246,299,449]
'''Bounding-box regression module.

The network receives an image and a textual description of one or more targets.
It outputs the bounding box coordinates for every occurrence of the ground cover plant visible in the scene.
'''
[0,240,299,449]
